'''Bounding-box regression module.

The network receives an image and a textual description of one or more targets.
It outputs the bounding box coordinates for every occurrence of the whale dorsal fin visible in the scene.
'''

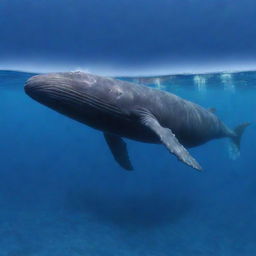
[208,107,216,113]
[104,133,133,171]
[136,109,202,171]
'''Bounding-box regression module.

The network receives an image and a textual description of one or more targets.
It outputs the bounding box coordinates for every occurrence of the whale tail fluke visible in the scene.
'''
[228,122,250,159]
[232,122,251,150]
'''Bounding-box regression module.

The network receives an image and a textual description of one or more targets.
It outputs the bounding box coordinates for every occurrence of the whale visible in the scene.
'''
[24,72,250,171]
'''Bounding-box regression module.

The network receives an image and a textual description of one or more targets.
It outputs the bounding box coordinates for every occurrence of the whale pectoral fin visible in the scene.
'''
[104,133,133,171]
[140,113,202,171]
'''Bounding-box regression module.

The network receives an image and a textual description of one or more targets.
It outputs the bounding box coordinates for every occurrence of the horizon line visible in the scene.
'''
[1,62,256,77]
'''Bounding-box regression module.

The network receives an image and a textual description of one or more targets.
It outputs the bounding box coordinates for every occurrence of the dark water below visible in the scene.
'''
[0,70,256,255]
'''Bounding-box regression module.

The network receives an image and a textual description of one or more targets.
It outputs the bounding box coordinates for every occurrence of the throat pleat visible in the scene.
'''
[43,86,124,117]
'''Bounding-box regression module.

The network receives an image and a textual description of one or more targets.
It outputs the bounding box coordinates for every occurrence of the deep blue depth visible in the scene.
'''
[0,70,256,255]
[1,0,256,72]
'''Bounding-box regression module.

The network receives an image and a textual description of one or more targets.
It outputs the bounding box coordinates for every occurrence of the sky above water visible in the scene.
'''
[0,0,256,75]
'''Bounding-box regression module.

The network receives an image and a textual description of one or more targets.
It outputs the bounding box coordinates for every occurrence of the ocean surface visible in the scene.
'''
[0,70,256,255]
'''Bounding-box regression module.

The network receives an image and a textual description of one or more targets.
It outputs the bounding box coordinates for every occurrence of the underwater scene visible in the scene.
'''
[0,70,255,255]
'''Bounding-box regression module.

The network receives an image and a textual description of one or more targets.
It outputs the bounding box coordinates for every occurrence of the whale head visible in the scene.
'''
[24,72,96,115]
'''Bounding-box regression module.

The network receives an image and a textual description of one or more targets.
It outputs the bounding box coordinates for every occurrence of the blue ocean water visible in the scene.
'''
[0,70,256,255]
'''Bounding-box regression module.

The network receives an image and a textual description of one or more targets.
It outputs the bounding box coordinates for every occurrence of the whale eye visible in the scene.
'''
[109,86,123,98]
[116,88,123,99]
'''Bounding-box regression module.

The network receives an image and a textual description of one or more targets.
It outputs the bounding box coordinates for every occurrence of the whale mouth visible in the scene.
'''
[25,75,49,99]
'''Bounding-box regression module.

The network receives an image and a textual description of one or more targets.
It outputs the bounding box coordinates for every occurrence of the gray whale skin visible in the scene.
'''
[24,72,250,171]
